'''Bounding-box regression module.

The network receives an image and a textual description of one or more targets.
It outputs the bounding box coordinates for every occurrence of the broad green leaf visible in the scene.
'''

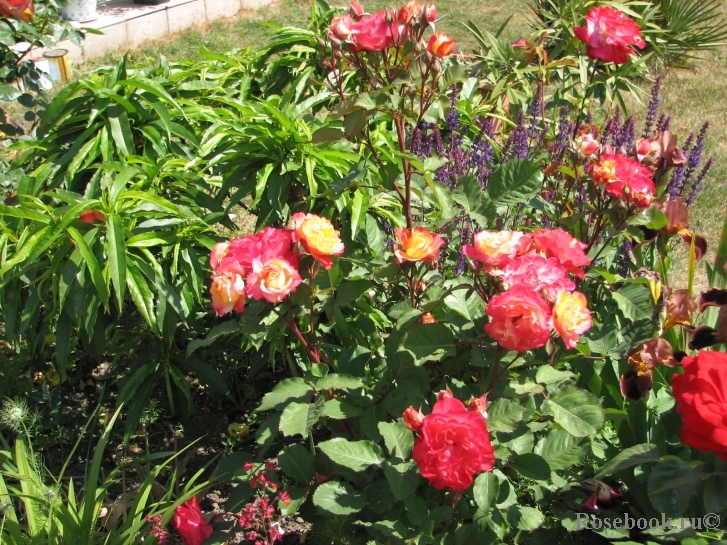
[334,280,373,308]
[316,374,363,391]
[534,429,585,471]
[257,378,314,411]
[404,496,429,528]
[507,506,544,531]
[312,481,365,515]
[107,104,134,156]
[444,288,485,321]
[279,397,325,438]
[510,453,551,481]
[704,473,727,514]
[321,399,363,419]
[400,323,455,365]
[318,438,385,472]
[183,356,230,397]
[384,460,420,501]
[612,283,653,322]
[485,159,543,206]
[487,399,526,433]
[106,215,127,312]
[473,471,499,513]
[378,421,414,461]
[364,215,386,257]
[647,460,701,518]
[546,387,604,437]
[594,443,659,479]
[0,204,50,224]
[278,444,315,485]
[535,366,575,385]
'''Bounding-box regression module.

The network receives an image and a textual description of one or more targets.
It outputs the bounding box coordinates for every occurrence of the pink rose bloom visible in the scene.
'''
[531,229,591,279]
[210,260,246,316]
[573,6,646,65]
[462,230,531,268]
[350,10,398,52]
[501,254,575,301]
[227,228,295,272]
[246,257,302,303]
[552,290,592,349]
[484,285,552,352]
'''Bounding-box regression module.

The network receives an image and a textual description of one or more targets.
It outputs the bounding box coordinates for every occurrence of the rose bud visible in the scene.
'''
[468,395,488,419]
[79,210,107,224]
[422,2,436,25]
[427,32,456,57]
[437,388,454,401]
[349,0,364,18]
[402,406,425,431]
[397,0,421,25]
[581,492,601,511]
[419,312,437,324]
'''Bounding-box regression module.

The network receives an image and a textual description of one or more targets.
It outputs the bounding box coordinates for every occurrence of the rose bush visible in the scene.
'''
[1,0,726,543]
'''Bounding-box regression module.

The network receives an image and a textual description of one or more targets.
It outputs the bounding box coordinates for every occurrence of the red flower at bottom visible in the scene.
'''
[410,397,495,491]
[173,497,213,545]
[671,350,727,461]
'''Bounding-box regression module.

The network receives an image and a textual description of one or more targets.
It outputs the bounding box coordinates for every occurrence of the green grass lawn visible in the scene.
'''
[76,0,726,291]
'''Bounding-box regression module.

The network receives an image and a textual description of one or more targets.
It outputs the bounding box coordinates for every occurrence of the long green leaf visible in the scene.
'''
[67,227,110,307]
[106,215,127,313]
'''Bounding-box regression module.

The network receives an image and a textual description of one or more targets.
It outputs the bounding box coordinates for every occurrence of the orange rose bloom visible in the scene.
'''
[427,32,456,57]
[246,257,302,303]
[289,212,345,270]
[462,230,531,268]
[394,227,444,264]
[552,290,592,349]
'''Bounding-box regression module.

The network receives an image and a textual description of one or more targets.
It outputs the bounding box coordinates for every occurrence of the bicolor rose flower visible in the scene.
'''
[0,0,34,21]
[173,497,213,545]
[672,350,727,461]
[397,0,421,25]
[329,15,355,40]
[573,6,646,65]
[246,256,302,303]
[531,229,590,279]
[410,396,495,491]
[592,154,656,207]
[427,32,456,57]
[485,285,552,352]
[209,242,230,271]
[210,261,246,316]
[227,228,295,272]
[500,254,575,301]
[350,10,398,52]
[462,230,531,268]
[79,210,106,224]
[394,227,444,264]
[289,212,345,270]
[552,290,592,349]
